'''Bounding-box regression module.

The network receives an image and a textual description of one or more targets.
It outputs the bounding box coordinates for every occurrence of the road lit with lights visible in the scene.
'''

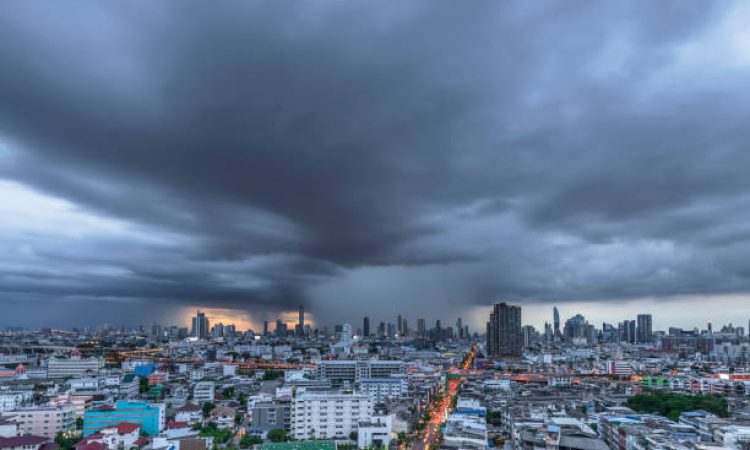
[413,344,477,450]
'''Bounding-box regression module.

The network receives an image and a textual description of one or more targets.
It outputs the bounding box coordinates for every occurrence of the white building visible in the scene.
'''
[82,422,142,450]
[724,426,750,450]
[291,391,373,440]
[0,395,18,413]
[357,416,392,449]
[47,358,103,378]
[607,360,632,376]
[316,360,405,383]
[175,404,202,425]
[358,378,407,401]
[193,382,215,403]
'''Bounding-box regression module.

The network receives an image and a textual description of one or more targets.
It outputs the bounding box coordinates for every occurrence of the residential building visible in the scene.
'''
[486,302,522,357]
[1,406,76,439]
[193,382,214,403]
[290,391,373,440]
[83,401,162,437]
[47,358,103,378]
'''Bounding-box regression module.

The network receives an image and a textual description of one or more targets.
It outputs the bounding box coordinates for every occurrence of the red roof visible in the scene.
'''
[75,442,108,450]
[112,422,141,434]
[0,436,50,447]
[167,421,189,429]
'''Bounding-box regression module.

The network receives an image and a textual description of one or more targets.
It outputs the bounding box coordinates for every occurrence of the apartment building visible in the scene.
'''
[316,360,404,384]
[193,382,215,403]
[47,358,103,379]
[291,391,373,440]
[0,406,76,439]
[358,378,407,402]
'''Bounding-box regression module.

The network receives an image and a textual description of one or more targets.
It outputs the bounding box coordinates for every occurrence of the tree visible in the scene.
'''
[262,370,284,381]
[55,432,80,450]
[138,377,149,393]
[268,428,288,443]
[240,435,262,448]
[627,393,729,421]
[76,418,83,430]
[202,402,216,418]
[349,431,358,440]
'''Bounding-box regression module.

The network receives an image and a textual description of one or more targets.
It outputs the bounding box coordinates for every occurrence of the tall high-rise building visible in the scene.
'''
[619,320,636,343]
[397,315,403,336]
[417,318,426,337]
[276,319,288,337]
[486,302,522,357]
[456,318,463,338]
[297,305,305,336]
[402,319,408,337]
[363,317,370,337]
[191,310,209,339]
[553,306,561,339]
[211,323,224,338]
[637,314,653,343]
[263,321,269,336]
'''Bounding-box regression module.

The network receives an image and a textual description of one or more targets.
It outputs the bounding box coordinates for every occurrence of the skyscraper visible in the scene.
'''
[637,314,653,343]
[553,306,561,339]
[276,319,288,337]
[619,320,636,343]
[263,321,269,336]
[397,315,403,336]
[191,310,209,339]
[456,317,463,338]
[297,305,305,336]
[486,302,522,357]
[417,318,426,337]
[363,317,370,337]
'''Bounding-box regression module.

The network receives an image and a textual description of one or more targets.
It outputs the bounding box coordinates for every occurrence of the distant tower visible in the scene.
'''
[397,315,403,336]
[457,318,463,339]
[297,305,305,336]
[191,310,209,339]
[637,314,653,343]
[553,306,561,339]
[263,321,269,336]
[363,317,370,337]
[417,318,426,337]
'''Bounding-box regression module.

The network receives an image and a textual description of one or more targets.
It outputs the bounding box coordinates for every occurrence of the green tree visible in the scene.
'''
[268,428,288,443]
[626,392,729,421]
[55,432,80,450]
[240,435,262,448]
[262,370,284,381]
[202,402,217,418]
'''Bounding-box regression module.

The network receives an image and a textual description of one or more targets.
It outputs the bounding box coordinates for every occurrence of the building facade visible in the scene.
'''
[486,302,522,357]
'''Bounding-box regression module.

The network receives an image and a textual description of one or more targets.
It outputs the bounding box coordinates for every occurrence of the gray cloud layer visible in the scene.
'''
[1,1,750,327]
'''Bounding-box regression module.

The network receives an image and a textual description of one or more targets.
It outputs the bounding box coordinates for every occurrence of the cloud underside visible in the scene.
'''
[2,1,750,326]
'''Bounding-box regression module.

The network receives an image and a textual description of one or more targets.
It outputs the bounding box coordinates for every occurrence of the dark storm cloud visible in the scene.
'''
[1,0,750,326]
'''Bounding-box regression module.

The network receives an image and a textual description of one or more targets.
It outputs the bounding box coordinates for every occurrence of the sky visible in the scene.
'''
[3,1,750,331]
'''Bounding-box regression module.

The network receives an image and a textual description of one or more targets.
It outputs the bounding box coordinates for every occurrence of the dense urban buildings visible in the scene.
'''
[3,307,750,450]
